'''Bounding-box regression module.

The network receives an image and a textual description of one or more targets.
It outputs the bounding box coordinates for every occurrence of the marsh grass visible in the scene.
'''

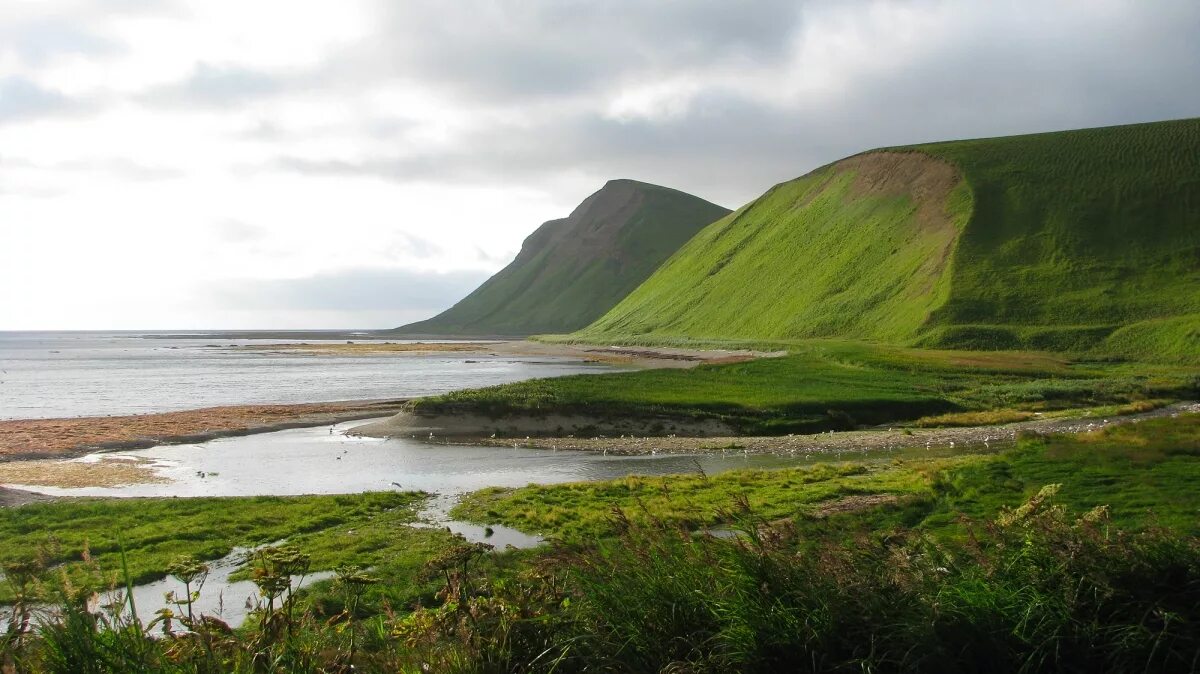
[0,491,454,604]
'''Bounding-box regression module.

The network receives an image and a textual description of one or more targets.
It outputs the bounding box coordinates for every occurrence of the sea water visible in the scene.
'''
[0,331,613,419]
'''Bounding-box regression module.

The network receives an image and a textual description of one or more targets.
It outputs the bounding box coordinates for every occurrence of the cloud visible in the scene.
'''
[0,18,120,66]
[352,0,802,102]
[212,219,267,243]
[206,267,490,315]
[385,232,443,260]
[142,63,285,107]
[4,0,1200,329]
[267,0,1200,206]
[0,77,74,124]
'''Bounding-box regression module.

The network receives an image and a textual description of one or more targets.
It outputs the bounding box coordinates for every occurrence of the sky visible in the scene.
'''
[1,1,1198,330]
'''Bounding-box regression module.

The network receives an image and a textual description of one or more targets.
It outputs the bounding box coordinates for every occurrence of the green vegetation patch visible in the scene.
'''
[0,491,455,603]
[930,412,1200,534]
[454,460,940,542]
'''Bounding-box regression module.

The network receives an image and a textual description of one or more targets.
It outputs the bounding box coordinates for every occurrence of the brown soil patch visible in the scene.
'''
[837,151,962,234]
[0,400,407,460]
[0,456,167,488]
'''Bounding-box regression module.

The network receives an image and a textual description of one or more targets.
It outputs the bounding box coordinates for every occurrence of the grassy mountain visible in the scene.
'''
[577,118,1200,362]
[394,180,730,336]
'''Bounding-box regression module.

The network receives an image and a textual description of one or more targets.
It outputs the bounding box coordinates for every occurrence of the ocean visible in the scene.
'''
[0,331,611,420]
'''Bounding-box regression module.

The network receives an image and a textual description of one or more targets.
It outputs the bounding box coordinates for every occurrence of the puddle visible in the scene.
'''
[1,543,335,631]
[415,493,543,549]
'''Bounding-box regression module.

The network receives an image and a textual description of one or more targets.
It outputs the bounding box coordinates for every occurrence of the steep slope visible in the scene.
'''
[577,118,1200,362]
[394,180,730,336]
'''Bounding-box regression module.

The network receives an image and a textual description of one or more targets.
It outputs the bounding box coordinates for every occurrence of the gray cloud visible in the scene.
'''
[341,0,802,101]
[273,0,1200,206]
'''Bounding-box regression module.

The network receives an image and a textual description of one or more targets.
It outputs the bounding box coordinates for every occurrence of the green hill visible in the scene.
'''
[393,180,730,337]
[577,118,1200,363]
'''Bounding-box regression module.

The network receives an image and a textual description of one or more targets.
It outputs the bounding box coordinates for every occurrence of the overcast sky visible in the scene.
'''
[2,0,1198,330]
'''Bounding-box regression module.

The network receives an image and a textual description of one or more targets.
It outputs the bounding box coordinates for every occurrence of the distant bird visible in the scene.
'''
[391,482,402,488]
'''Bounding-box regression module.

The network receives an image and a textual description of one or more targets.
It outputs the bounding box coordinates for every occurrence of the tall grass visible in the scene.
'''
[4,488,1197,673]
[445,490,1200,673]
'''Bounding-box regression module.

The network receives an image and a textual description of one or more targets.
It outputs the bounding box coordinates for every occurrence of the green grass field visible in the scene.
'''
[576,118,1200,363]
[414,339,1198,434]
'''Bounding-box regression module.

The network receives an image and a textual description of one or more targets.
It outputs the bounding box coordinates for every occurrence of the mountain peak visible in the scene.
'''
[393,180,730,337]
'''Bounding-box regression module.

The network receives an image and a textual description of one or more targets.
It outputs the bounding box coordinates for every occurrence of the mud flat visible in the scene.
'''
[0,400,408,461]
